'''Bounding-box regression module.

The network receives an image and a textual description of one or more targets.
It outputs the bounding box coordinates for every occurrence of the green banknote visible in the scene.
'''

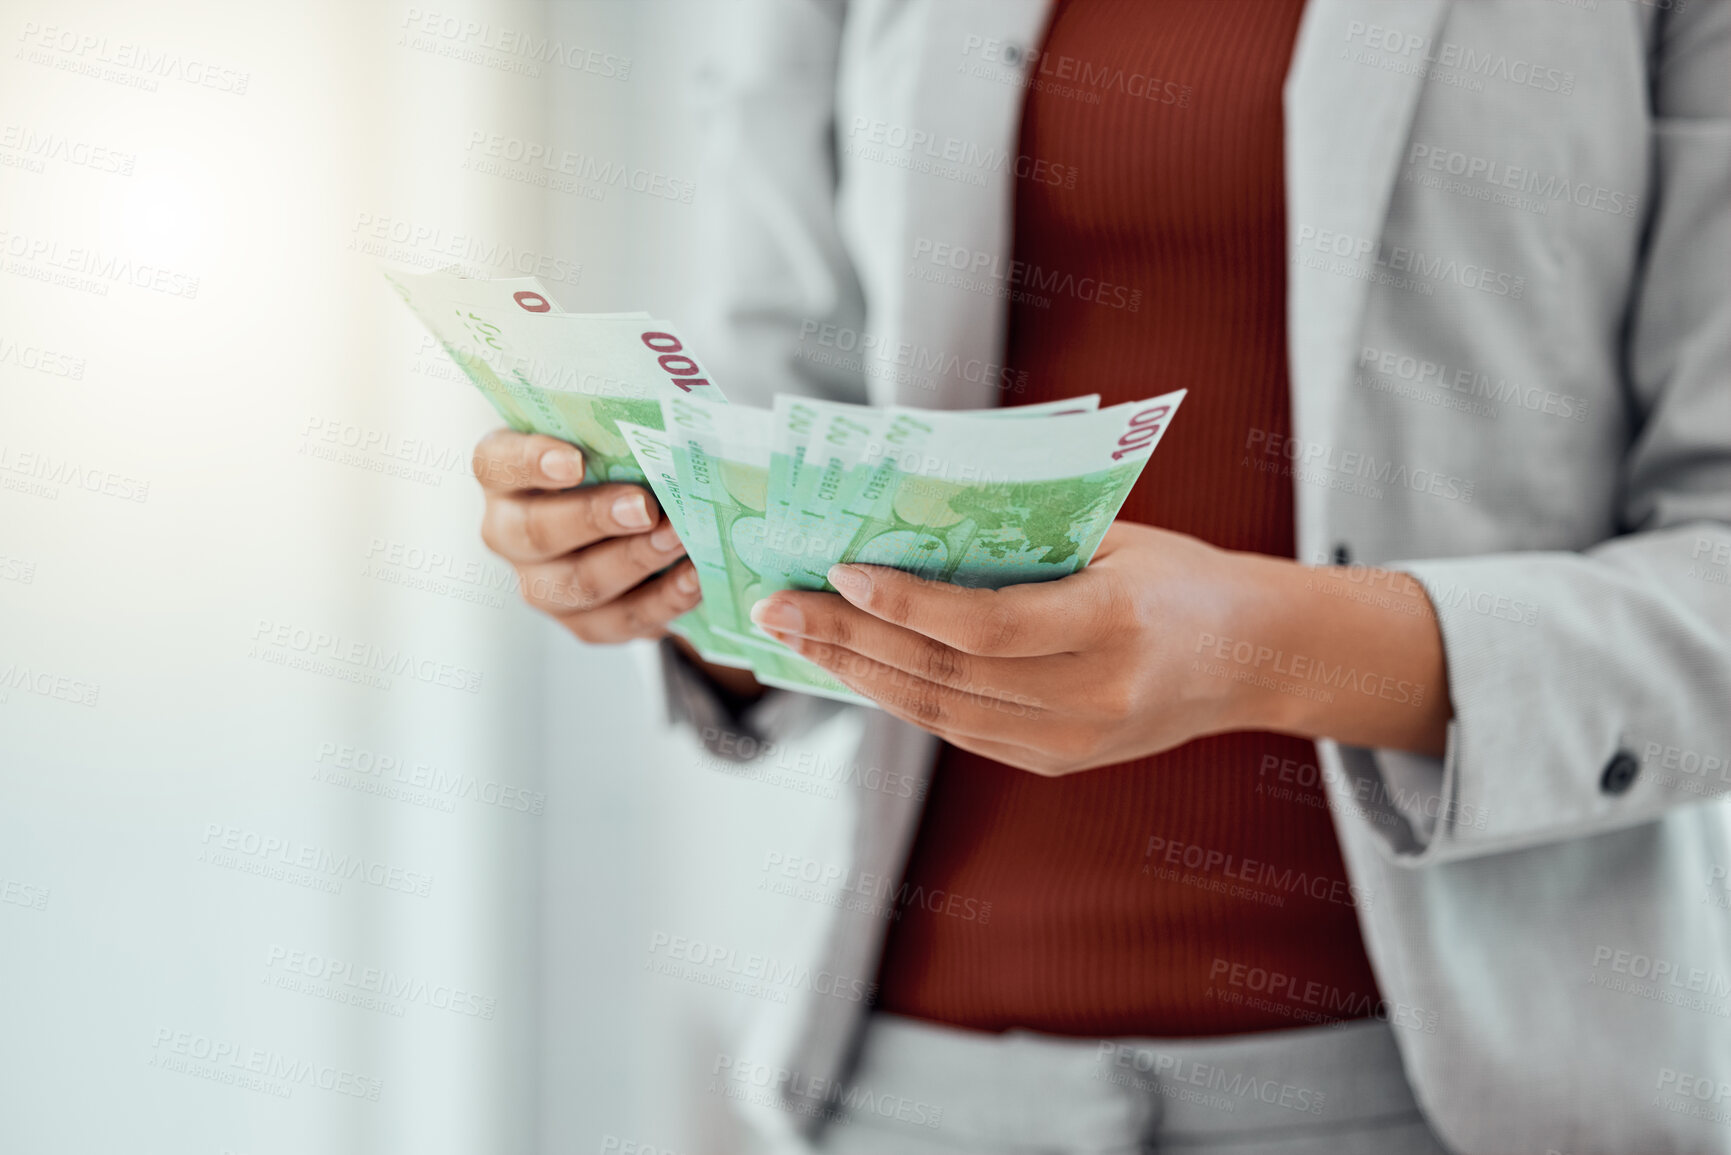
[760,395,821,590]
[615,421,754,669]
[759,394,1105,597]
[385,267,726,483]
[823,392,1186,588]
[760,397,878,595]
[394,273,1191,710]
[656,394,863,702]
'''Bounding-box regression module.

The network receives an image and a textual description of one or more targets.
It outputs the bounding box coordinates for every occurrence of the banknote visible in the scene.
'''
[389,267,756,667]
[385,267,726,484]
[761,394,1105,597]
[760,394,821,590]
[760,396,877,595]
[656,394,862,700]
[615,421,756,669]
[393,271,1188,711]
[384,269,568,432]
[821,391,1185,588]
[633,392,1178,699]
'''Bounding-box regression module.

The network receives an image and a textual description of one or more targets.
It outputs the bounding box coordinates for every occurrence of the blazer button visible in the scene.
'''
[1600,750,1640,796]
[1333,543,1352,566]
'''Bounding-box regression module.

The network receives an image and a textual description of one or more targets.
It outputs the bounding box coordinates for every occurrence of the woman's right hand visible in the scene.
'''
[472,429,700,643]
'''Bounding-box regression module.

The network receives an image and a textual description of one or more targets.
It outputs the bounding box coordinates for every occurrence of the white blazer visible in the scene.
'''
[644,1,1731,1150]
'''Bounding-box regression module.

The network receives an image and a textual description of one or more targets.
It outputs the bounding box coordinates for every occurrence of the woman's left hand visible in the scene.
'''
[748,521,1451,775]
[749,523,1243,774]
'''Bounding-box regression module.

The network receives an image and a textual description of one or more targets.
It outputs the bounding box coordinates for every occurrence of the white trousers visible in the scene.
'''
[813,1013,1451,1154]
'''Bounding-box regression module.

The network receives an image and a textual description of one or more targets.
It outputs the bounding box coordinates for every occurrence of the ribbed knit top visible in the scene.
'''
[873,0,1384,1037]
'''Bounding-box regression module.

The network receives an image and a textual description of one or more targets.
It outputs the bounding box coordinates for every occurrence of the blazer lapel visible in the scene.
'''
[884,0,1053,410]
[1283,0,1451,454]
[893,0,1450,425]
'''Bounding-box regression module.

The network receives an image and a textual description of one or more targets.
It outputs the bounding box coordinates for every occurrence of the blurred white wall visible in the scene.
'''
[0,2,719,1151]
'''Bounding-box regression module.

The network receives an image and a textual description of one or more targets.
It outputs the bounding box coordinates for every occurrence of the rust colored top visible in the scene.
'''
[874,0,1384,1037]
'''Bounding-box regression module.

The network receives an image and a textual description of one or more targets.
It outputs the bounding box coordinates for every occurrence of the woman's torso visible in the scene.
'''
[872,0,1383,1037]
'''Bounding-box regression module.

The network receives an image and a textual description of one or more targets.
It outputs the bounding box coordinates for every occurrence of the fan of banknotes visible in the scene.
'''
[387,268,1185,704]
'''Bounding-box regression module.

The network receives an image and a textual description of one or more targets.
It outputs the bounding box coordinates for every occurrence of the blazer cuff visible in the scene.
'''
[1327,535,1731,864]
[654,637,846,761]
[1328,724,1467,864]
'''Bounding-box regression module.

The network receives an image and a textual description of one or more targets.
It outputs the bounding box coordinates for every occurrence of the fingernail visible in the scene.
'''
[675,569,699,595]
[827,565,871,602]
[613,493,652,529]
[751,598,804,636]
[650,524,683,553]
[540,447,580,484]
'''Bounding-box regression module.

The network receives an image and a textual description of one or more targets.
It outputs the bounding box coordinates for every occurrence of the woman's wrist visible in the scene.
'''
[1209,550,1452,757]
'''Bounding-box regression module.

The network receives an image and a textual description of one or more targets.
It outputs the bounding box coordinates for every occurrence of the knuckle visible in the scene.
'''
[896,687,946,728]
[470,434,503,483]
[1101,578,1148,644]
[484,498,533,558]
[521,564,595,612]
[521,506,557,557]
[571,492,609,541]
[806,639,848,673]
[878,588,916,626]
[479,506,505,554]
[516,569,546,609]
[913,639,966,685]
[960,599,1019,655]
[822,610,855,648]
[561,574,600,612]
[823,645,866,680]
[621,599,668,638]
[472,436,526,488]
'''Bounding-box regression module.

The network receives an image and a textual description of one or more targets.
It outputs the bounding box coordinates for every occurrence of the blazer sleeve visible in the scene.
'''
[1333,1,1731,865]
[684,0,868,410]
[652,0,870,745]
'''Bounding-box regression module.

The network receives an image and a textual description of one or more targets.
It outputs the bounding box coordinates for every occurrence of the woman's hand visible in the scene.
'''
[748,522,1451,774]
[473,429,764,697]
[472,429,701,642]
